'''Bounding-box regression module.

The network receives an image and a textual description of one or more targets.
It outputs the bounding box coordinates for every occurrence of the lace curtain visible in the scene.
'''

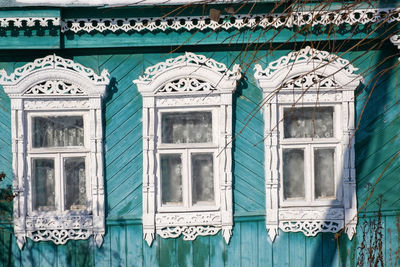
[284,107,333,139]
[191,153,214,204]
[162,112,212,144]
[33,159,55,211]
[33,116,84,148]
[283,149,305,199]
[161,154,183,205]
[314,149,335,199]
[64,157,86,210]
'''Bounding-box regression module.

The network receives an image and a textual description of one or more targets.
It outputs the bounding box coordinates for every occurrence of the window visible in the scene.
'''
[158,110,218,210]
[134,52,241,245]
[28,113,90,214]
[280,106,341,205]
[0,55,109,249]
[254,46,362,241]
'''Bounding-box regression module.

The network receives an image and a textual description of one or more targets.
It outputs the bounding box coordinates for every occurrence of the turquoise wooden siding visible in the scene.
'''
[0,42,400,265]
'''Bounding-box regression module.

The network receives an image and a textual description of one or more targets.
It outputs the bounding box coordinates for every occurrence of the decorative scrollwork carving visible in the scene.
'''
[24,99,91,110]
[282,73,339,89]
[135,52,241,83]
[23,215,94,245]
[0,54,109,85]
[62,8,400,34]
[159,77,215,93]
[25,80,85,95]
[157,226,221,241]
[254,46,358,80]
[279,220,344,236]
[27,229,92,245]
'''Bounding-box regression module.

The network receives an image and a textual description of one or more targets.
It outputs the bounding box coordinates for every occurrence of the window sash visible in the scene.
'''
[27,111,90,153]
[28,153,90,215]
[279,143,341,207]
[157,148,218,212]
[279,104,341,143]
[157,107,218,149]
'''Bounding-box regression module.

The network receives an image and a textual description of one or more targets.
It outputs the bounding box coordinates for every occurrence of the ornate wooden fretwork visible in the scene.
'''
[62,7,400,33]
[0,55,109,249]
[254,46,362,242]
[134,52,240,246]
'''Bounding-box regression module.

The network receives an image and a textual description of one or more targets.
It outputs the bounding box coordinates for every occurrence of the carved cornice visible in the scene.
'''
[0,55,109,86]
[61,8,400,33]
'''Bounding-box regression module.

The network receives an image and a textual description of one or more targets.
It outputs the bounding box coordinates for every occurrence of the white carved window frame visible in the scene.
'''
[0,55,109,249]
[134,52,241,246]
[254,46,362,241]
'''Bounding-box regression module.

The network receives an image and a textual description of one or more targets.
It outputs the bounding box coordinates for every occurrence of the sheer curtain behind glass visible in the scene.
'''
[64,157,86,210]
[33,158,55,211]
[33,116,84,148]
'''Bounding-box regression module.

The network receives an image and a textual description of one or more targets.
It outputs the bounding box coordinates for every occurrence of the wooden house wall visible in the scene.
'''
[0,44,399,266]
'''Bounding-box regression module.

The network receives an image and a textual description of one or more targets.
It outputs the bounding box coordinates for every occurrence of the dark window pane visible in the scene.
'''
[314,148,335,199]
[64,157,86,210]
[283,149,305,199]
[162,112,212,144]
[33,116,84,148]
[191,153,214,205]
[32,158,55,211]
[161,154,183,205]
[284,107,334,138]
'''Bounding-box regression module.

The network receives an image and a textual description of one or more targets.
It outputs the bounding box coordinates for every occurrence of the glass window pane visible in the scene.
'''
[283,149,305,199]
[314,148,335,199]
[32,158,55,211]
[161,154,183,205]
[162,112,212,144]
[284,107,334,138]
[33,116,84,148]
[191,153,214,205]
[64,157,86,210]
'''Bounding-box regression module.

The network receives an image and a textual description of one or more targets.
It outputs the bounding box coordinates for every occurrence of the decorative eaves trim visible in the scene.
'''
[0,17,60,28]
[61,8,400,33]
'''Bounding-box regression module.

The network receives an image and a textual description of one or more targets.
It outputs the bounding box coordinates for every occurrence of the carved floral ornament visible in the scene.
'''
[134,52,240,246]
[254,47,362,242]
[0,55,109,249]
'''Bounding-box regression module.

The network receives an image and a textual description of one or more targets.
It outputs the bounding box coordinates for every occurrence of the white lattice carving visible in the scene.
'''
[0,17,60,28]
[134,53,239,246]
[156,95,221,107]
[278,209,344,220]
[0,56,108,249]
[157,226,221,241]
[159,77,215,93]
[156,212,222,226]
[24,99,92,110]
[277,92,342,103]
[61,8,400,33]
[254,48,361,241]
[279,220,344,236]
[0,54,109,86]
[135,52,240,83]
[25,80,85,95]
